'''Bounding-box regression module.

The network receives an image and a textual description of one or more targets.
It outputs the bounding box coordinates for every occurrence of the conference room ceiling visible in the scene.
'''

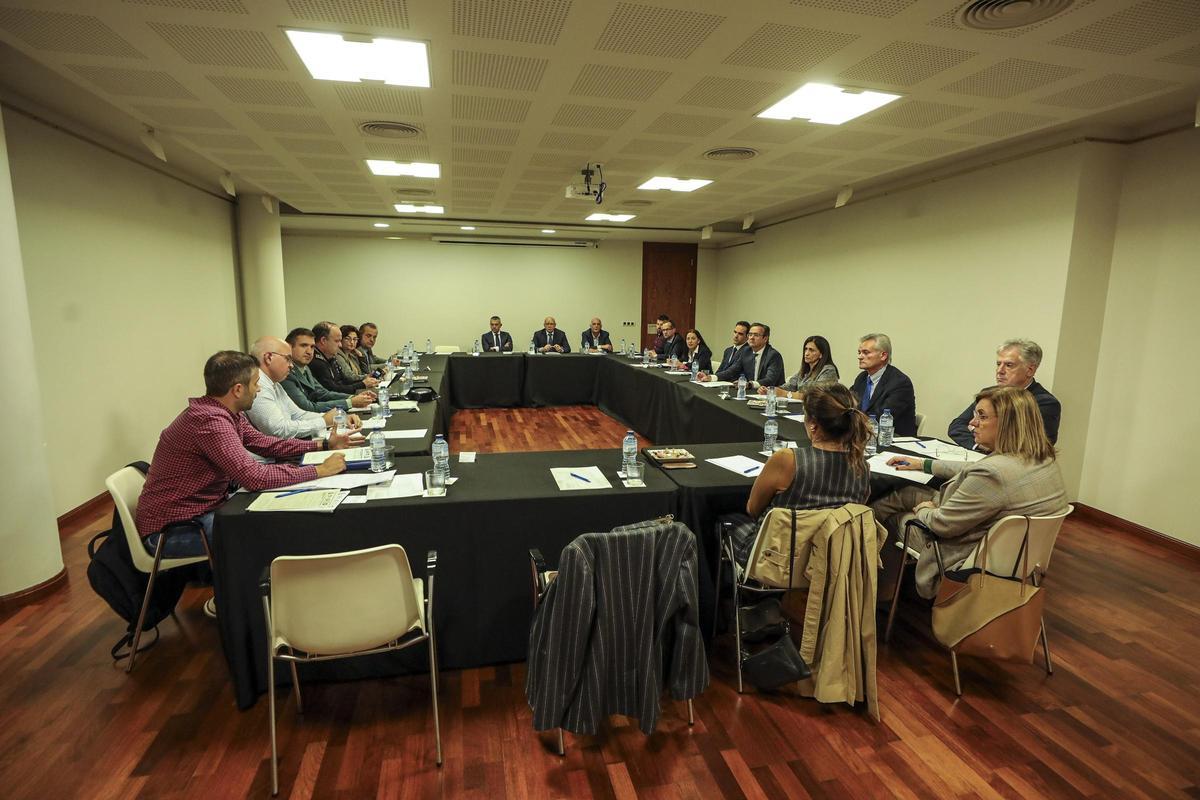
[1,0,1197,238]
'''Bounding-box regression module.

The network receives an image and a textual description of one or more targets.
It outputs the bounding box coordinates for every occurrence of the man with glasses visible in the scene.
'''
[655,319,686,362]
[247,336,361,439]
[281,327,374,413]
[850,333,917,436]
[947,338,1059,449]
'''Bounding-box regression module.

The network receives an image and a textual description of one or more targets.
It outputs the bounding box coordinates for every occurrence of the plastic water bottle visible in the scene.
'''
[622,430,638,471]
[879,409,894,448]
[334,405,348,434]
[472,338,480,355]
[765,391,777,417]
[399,365,413,398]
[642,348,651,366]
[764,418,778,453]
[432,434,450,481]
[690,361,699,382]
[620,337,626,354]
[736,376,747,400]
[424,338,432,354]
[377,386,390,417]
[369,431,388,472]
[412,351,420,371]
[866,415,878,457]
[405,340,413,359]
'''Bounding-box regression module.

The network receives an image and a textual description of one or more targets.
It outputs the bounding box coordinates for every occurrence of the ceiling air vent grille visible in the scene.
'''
[392,187,436,197]
[359,121,424,139]
[957,0,1075,31]
[703,147,759,161]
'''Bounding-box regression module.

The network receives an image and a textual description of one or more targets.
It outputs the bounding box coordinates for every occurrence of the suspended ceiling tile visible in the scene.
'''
[594,2,725,59]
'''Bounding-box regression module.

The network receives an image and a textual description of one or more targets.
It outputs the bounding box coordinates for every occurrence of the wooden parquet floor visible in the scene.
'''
[2,406,1198,799]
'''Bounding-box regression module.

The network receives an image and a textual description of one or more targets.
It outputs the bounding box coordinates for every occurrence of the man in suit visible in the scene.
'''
[310,321,379,394]
[533,316,571,353]
[850,332,917,436]
[740,323,785,388]
[947,339,1061,448]
[357,322,387,367]
[482,315,513,352]
[655,319,687,363]
[281,327,374,413]
[698,320,750,382]
[581,317,613,352]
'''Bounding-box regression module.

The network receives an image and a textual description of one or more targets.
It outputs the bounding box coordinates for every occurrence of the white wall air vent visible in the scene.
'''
[957,0,1075,31]
[359,121,424,139]
[431,235,595,248]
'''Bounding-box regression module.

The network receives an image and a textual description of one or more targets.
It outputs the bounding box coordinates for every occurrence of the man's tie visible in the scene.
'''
[862,376,874,409]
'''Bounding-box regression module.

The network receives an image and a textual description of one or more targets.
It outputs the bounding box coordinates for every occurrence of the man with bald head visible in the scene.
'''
[533,316,570,353]
[581,317,613,352]
[247,336,360,439]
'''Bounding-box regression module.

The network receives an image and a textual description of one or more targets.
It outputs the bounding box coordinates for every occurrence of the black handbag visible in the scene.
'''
[738,596,787,643]
[739,509,810,689]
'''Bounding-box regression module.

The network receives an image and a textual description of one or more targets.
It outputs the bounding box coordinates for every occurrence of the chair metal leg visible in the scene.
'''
[289,661,302,714]
[884,531,911,645]
[950,650,962,697]
[687,699,694,726]
[556,728,565,757]
[732,564,745,695]
[127,536,167,673]
[268,650,279,796]
[426,591,443,767]
[712,527,724,641]
[1040,617,1053,675]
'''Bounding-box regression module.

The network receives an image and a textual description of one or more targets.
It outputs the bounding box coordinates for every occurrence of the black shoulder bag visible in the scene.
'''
[740,509,812,690]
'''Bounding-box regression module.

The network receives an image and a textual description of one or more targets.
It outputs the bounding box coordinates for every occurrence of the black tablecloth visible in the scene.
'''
[446,352,524,408]
[522,353,602,406]
[215,449,676,709]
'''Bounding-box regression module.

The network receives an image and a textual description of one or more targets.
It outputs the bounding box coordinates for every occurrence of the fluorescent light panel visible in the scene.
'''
[366,160,439,178]
[637,176,712,192]
[460,226,475,230]
[541,229,556,234]
[586,213,635,222]
[285,30,430,87]
[394,203,444,214]
[758,83,900,125]
[373,222,389,228]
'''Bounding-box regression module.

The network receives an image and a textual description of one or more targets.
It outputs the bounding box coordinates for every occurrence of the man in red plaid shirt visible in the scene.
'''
[137,351,351,563]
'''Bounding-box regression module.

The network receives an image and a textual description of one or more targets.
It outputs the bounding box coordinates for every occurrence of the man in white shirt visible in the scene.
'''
[247,336,361,439]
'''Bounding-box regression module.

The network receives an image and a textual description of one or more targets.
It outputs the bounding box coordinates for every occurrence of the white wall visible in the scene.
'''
[281,235,648,350]
[1078,129,1200,546]
[7,110,241,515]
[713,147,1082,456]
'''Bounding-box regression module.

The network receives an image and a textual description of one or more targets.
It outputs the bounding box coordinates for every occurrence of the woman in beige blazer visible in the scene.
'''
[873,385,1068,598]
[335,324,365,378]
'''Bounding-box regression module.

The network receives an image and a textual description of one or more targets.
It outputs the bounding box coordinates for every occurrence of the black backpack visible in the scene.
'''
[86,461,191,661]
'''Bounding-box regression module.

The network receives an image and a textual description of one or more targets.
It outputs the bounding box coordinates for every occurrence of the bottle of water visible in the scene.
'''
[765,390,777,417]
[369,431,388,472]
[400,365,413,398]
[736,376,747,400]
[690,360,699,382]
[620,337,626,354]
[424,338,432,354]
[432,434,450,481]
[528,338,536,354]
[866,415,878,457]
[472,338,480,356]
[334,405,348,434]
[405,340,413,359]
[622,430,638,471]
[764,418,778,453]
[879,408,894,448]
[412,350,420,371]
[642,348,651,366]
[377,385,390,417]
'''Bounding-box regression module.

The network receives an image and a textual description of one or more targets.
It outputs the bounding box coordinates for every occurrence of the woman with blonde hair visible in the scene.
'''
[875,385,1068,598]
[726,384,873,566]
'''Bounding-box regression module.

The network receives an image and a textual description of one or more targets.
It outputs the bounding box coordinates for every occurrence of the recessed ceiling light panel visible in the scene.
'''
[541,229,556,234]
[373,222,389,228]
[285,30,430,87]
[586,213,635,222]
[394,203,444,214]
[367,160,439,178]
[637,177,712,192]
[758,83,900,125]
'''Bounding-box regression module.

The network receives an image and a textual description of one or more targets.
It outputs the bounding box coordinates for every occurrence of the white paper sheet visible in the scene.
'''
[550,466,612,491]
[342,495,369,504]
[667,370,690,375]
[459,451,477,463]
[868,453,935,484]
[302,446,371,465]
[382,429,428,440]
[284,470,395,490]
[784,413,805,423]
[889,440,986,462]
[697,381,734,388]
[366,473,426,500]
[247,488,348,512]
[705,455,767,477]
[360,417,387,430]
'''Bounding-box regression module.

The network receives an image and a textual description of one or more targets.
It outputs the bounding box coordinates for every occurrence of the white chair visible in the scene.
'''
[262,544,442,796]
[104,466,212,673]
[884,505,1073,695]
[433,345,461,354]
[914,412,926,434]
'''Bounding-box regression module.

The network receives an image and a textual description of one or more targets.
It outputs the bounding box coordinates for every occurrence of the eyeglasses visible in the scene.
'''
[268,351,293,364]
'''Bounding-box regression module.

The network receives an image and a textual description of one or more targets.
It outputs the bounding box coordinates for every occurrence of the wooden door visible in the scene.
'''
[640,242,698,350]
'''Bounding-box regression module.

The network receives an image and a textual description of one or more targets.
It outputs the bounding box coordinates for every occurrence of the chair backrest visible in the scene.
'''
[914,412,926,434]
[104,466,156,573]
[433,345,461,353]
[962,505,1073,579]
[271,544,423,655]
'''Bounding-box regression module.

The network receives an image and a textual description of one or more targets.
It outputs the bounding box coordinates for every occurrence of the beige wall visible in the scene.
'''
[6,110,241,515]
[713,146,1082,461]
[281,235,648,351]
[1078,129,1200,546]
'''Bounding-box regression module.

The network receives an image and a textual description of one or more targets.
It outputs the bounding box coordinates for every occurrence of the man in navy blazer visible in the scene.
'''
[850,333,917,436]
[948,339,1061,448]
[581,317,613,352]
[699,320,750,381]
[533,316,571,353]
[655,319,688,363]
[482,315,513,352]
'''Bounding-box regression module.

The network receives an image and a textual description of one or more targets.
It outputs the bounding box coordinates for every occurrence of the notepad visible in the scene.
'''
[365,473,425,500]
[706,455,766,477]
[550,466,611,491]
[382,429,427,440]
[867,453,935,484]
[302,446,370,465]
[282,470,395,491]
[890,440,986,462]
[247,489,348,512]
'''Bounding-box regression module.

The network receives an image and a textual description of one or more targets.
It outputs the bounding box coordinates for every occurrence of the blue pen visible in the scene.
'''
[570,472,591,483]
[744,466,760,474]
[910,440,927,449]
[274,487,317,498]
